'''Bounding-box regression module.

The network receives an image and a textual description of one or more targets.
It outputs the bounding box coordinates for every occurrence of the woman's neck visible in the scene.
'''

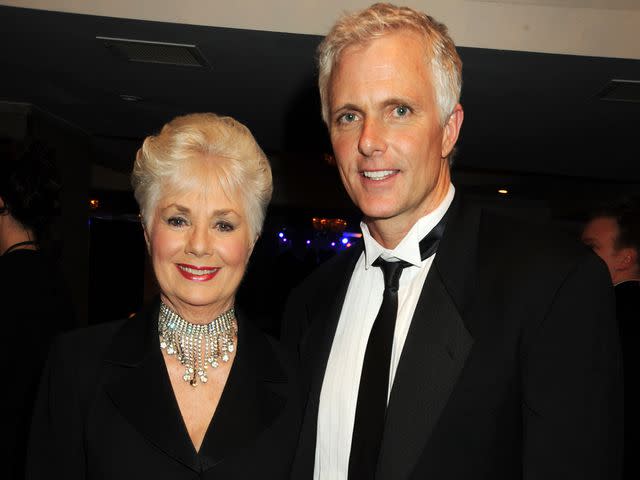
[1,222,37,255]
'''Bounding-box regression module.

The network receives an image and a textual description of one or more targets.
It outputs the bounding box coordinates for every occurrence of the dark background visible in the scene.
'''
[1,5,638,336]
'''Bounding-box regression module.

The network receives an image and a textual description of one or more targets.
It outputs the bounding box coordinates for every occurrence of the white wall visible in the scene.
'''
[2,0,639,59]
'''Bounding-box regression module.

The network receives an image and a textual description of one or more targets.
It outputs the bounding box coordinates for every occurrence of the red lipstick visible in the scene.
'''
[176,264,219,282]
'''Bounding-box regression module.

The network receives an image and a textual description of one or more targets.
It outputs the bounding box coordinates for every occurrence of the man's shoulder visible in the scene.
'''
[476,208,606,281]
[289,246,362,301]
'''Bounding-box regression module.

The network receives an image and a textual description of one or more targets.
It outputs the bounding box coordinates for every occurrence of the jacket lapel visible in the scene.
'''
[103,302,290,473]
[197,310,288,470]
[377,195,479,480]
[103,300,201,471]
[291,244,363,478]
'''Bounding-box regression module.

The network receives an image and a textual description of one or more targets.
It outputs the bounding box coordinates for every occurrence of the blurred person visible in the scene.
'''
[582,196,640,480]
[27,113,300,479]
[0,139,75,480]
[282,3,622,479]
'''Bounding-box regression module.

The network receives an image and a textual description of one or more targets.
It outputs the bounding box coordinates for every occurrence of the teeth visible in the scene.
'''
[179,266,217,275]
[363,170,396,180]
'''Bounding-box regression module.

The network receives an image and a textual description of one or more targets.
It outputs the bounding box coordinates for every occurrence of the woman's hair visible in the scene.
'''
[0,139,61,245]
[131,113,273,238]
[317,2,462,127]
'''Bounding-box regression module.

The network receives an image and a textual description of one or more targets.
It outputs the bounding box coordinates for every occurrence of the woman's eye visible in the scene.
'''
[393,105,410,117]
[167,216,187,227]
[216,221,234,232]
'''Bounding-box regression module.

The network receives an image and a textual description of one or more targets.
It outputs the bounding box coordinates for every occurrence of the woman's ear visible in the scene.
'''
[249,233,260,256]
[142,221,151,252]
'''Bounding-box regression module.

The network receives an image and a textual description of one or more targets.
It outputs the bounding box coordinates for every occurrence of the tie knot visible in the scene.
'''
[373,258,409,292]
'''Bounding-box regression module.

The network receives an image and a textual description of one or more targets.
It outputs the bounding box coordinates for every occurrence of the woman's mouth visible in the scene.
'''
[176,264,220,282]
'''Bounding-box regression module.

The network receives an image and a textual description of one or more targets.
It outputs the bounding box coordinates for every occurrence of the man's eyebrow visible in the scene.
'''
[385,96,413,105]
[332,103,361,114]
[333,97,416,114]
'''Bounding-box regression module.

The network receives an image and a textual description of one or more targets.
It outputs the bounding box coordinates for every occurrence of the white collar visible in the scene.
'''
[361,184,455,269]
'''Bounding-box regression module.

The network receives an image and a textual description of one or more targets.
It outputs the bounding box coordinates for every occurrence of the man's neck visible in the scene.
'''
[614,273,640,286]
[365,179,452,250]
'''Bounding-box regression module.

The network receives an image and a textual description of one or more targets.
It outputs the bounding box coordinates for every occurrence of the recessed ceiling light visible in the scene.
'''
[498,189,508,194]
[120,94,142,102]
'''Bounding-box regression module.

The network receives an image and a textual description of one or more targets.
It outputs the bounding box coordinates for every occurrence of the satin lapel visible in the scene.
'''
[377,195,480,480]
[103,300,200,471]
[291,245,363,479]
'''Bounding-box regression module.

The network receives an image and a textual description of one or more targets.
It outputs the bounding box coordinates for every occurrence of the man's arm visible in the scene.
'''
[522,253,623,479]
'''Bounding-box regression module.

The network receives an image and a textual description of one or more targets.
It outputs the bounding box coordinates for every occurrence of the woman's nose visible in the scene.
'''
[185,225,212,257]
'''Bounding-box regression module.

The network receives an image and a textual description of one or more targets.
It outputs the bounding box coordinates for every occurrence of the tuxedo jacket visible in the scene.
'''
[27,300,301,479]
[282,195,623,480]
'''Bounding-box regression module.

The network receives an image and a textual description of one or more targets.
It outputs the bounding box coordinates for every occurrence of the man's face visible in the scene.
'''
[581,216,622,283]
[327,30,462,239]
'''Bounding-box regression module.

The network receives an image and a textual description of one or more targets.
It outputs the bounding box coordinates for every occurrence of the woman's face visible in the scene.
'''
[145,159,254,322]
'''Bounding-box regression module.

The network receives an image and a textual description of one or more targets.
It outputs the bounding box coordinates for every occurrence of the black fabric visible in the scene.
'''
[616,280,640,480]
[349,214,447,479]
[1,249,75,480]
[283,194,623,480]
[349,260,407,479]
[26,298,302,479]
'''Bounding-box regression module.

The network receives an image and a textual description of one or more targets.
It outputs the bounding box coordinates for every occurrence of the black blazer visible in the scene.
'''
[282,195,623,480]
[27,300,301,479]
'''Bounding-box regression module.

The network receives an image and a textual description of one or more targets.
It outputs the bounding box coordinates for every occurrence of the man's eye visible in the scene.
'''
[394,105,410,117]
[338,112,358,124]
[216,221,234,232]
[167,216,187,227]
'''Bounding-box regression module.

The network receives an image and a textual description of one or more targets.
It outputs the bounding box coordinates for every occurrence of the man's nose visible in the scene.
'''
[358,117,387,157]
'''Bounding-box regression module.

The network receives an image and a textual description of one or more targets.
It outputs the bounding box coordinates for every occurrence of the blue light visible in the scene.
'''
[278,232,284,238]
[331,242,336,247]
[306,240,311,245]
[283,238,287,242]
[341,237,349,245]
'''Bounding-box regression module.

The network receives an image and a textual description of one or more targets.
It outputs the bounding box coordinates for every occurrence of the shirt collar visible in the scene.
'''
[361,183,455,269]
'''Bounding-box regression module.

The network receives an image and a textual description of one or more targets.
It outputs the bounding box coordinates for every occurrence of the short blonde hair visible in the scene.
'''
[318,2,462,126]
[131,113,272,238]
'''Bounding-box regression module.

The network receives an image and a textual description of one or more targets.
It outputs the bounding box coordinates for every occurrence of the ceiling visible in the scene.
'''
[0,3,638,212]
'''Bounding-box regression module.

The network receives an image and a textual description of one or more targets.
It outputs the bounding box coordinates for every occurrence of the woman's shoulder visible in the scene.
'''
[45,319,129,377]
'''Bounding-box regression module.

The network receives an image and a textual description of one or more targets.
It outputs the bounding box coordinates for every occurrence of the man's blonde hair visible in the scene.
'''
[317,2,462,126]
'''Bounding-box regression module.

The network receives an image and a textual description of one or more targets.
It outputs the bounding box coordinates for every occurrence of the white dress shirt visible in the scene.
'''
[313,184,455,480]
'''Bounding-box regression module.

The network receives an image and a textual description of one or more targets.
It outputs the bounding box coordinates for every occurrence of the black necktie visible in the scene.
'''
[348,213,447,479]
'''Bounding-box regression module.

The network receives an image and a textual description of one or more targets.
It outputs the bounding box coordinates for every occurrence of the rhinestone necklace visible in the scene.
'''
[158,302,237,387]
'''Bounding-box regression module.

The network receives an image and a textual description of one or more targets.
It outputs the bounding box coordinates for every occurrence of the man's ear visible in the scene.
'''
[619,247,638,271]
[441,103,464,159]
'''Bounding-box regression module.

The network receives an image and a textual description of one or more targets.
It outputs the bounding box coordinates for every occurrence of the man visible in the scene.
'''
[582,198,640,291]
[582,198,640,480]
[282,3,622,479]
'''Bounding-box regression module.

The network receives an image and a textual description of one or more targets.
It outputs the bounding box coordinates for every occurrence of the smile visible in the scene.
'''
[176,264,220,281]
[362,170,399,181]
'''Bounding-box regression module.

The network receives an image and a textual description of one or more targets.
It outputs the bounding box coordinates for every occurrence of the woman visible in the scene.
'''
[27,113,299,479]
[1,140,76,480]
